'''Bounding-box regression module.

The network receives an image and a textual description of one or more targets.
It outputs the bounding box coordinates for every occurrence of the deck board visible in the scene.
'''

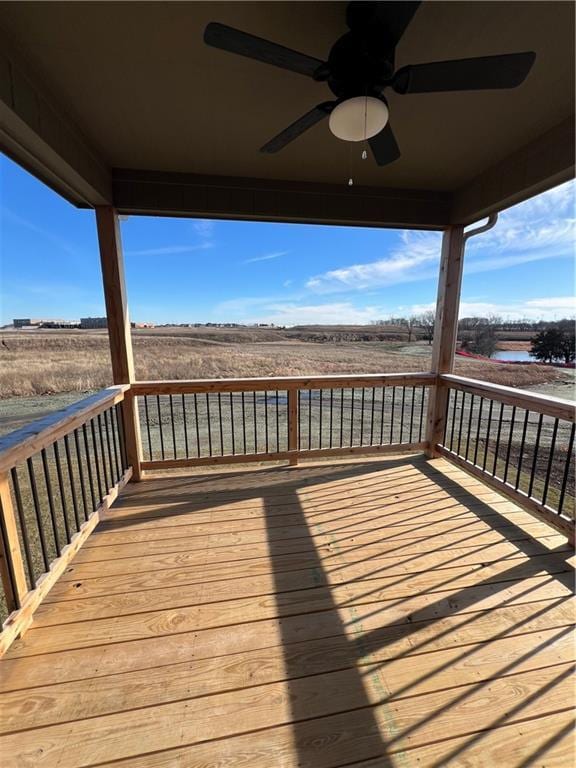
[1,455,573,767]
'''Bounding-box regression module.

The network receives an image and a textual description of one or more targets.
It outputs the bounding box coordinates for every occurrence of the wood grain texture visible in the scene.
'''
[0,455,573,767]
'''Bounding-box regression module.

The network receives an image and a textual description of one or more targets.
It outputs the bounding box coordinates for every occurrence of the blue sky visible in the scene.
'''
[0,153,574,326]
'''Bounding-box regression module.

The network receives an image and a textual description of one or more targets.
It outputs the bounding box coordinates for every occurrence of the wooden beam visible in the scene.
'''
[0,32,111,206]
[0,473,28,613]
[426,226,465,456]
[95,207,142,481]
[112,169,452,230]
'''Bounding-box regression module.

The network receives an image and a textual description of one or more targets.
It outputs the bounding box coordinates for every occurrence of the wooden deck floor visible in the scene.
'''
[0,455,574,767]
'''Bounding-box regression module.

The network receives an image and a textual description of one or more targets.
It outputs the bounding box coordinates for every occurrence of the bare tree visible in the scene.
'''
[414,311,435,345]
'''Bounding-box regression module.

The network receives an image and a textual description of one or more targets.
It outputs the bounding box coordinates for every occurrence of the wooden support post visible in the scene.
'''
[95,207,142,481]
[0,473,28,612]
[426,225,465,457]
[288,389,299,465]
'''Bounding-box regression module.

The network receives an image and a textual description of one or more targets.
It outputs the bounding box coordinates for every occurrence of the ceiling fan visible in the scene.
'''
[204,1,535,166]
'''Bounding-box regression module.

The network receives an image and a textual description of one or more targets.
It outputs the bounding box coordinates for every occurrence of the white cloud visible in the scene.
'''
[192,219,215,240]
[126,243,213,256]
[305,180,575,293]
[409,296,575,321]
[243,302,388,326]
[243,251,288,265]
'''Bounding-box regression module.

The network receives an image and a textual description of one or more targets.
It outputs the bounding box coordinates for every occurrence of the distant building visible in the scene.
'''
[13,318,79,329]
[13,318,32,328]
[131,322,155,329]
[80,317,108,329]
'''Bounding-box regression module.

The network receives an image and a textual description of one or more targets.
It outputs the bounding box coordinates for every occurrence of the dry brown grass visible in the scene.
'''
[0,329,567,398]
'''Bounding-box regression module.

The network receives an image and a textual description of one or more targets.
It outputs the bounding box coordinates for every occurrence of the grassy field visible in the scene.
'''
[0,327,570,398]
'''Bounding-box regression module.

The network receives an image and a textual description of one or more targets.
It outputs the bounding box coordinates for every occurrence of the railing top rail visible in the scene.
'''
[132,372,435,396]
[0,385,128,474]
[440,374,575,423]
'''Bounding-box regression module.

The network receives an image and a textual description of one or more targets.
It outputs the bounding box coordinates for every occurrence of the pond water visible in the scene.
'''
[491,350,533,362]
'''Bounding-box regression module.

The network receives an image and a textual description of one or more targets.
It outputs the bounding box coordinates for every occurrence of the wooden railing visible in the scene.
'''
[0,386,131,653]
[0,372,573,655]
[131,373,435,469]
[435,375,575,539]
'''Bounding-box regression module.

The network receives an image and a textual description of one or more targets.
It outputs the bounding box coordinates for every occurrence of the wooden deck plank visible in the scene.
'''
[2,598,571,693]
[32,553,573,626]
[1,664,572,768]
[0,456,573,767]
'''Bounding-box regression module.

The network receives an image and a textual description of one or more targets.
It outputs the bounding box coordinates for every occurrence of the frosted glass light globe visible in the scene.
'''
[329,96,389,142]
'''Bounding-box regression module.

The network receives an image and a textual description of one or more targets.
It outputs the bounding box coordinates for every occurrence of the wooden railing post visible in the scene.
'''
[288,389,299,465]
[426,225,465,456]
[0,473,28,613]
[96,207,142,480]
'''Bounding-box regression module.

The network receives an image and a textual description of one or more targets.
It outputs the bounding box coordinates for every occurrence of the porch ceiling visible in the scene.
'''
[0,1,574,228]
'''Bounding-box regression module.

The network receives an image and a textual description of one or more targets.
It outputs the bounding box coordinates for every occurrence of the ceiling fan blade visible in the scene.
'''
[260,103,334,153]
[346,2,421,51]
[204,22,325,78]
[393,52,536,94]
[369,123,401,166]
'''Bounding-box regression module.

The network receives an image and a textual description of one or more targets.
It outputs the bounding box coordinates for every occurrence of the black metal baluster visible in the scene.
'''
[369,387,376,445]
[339,389,344,448]
[483,400,494,471]
[528,413,544,498]
[10,468,35,587]
[379,387,386,445]
[514,410,530,490]
[465,395,475,461]
[275,391,280,453]
[27,457,49,571]
[503,406,516,484]
[350,388,355,446]
[457,392,467,456]
[115,403,128,470]
[360,388,365,446]
[241,392,247,454]
[41,448,61,556]
[90,419,104,501]
[103,410,116,485]
[390,387,396,444]
[230,393,236,456]
[492,402,505,477]
[449,389,458,451]
[144,396,153,460]
[169,395,177,459]
[64,434,81,532]
[53,442,71,544]
[298,390,302,450]
[541,418,559,507]
[409,387,416,443]
[218,392,224,456]
[97,414,111,492]
[82,424,97,512]
[252,392,257,453]
[307,390,312,450]
[264,391,269,453]
[419,386,426,442]
[182,394,190,459]
[74,428,90,520]
[329,389,334,448]
[109,408,122,482]
[318,390,323,449]
[156,395,165,461]
[399,386,406,444]
[207,393,213,456]
[558,422,575,516]
[473,398,484,467]
[0,493,21,607]
[194,394,201,457]
[442,390,450,446]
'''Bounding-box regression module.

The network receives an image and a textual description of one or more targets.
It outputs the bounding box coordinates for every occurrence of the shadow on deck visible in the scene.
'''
[0,455,573,767]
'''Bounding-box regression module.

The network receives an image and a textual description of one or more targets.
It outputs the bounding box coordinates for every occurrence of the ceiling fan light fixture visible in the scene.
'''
[328,96,389,142]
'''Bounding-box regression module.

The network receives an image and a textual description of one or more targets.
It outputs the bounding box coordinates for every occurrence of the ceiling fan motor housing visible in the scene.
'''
[322,30,395,98]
